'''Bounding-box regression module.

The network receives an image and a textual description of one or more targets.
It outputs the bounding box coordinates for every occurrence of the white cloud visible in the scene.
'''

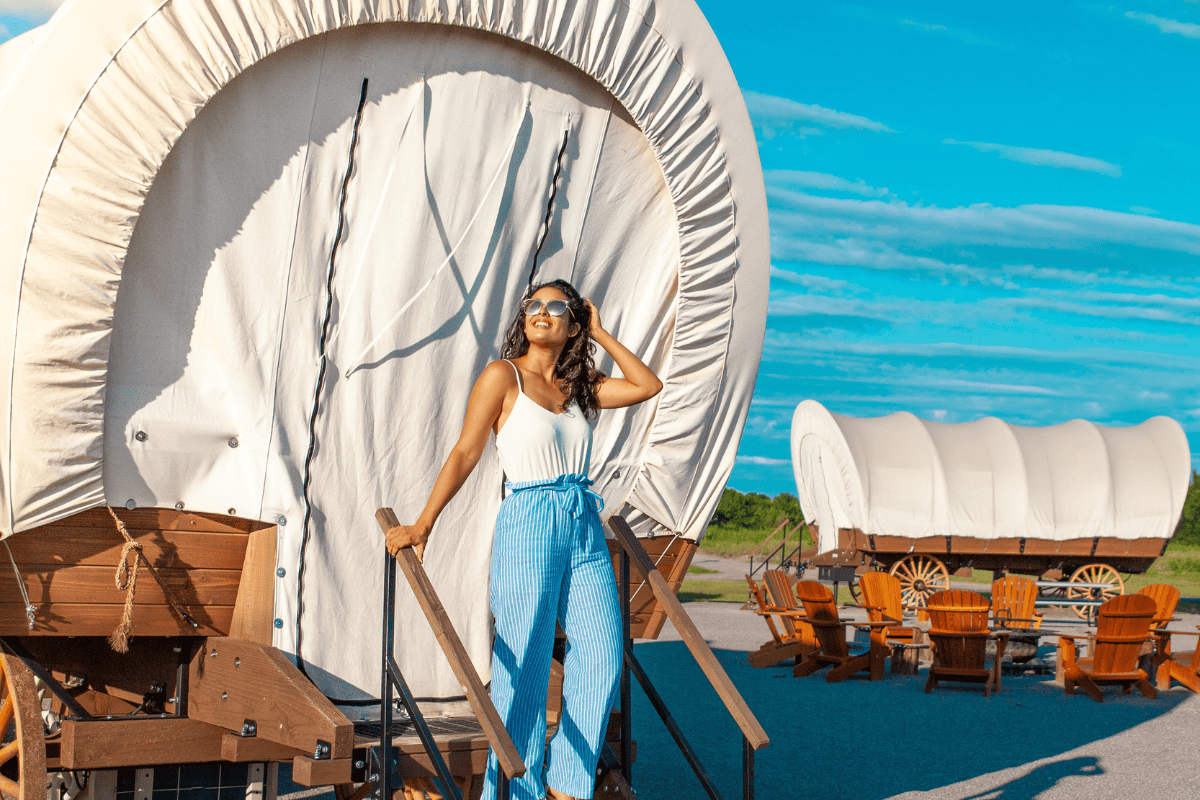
[764,170,889,198]
[766,188,1200,255]
[935,379,1061,396]
[772,237,1018,288]
[735,455,791,467]
[769,266,858,293]
[760,331,1200,372]
[944,138,1121,177]
[1126,11,1200,39]
[1000,263,1200,292]
[1129,206,1159,216]
[743,90,895,133]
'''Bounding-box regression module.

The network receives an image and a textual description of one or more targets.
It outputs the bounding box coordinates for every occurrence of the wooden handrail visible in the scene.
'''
[375,508,525,780]
[608,516,770,751]
[746,518,789,559]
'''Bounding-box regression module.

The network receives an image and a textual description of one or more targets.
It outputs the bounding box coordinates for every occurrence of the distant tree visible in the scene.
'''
[712,487,806,530]
[1177,469,1200,547]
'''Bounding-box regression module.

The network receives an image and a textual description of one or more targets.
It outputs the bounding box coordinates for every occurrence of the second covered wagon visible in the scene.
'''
[790,400,1192,609]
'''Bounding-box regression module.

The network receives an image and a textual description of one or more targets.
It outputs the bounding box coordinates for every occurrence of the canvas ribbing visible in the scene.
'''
[483,474,622,800]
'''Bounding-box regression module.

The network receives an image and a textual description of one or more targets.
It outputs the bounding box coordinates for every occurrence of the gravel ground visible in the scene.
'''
[631,552,1200,800]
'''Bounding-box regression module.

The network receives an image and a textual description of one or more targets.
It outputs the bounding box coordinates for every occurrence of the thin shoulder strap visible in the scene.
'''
[503,359,523,392]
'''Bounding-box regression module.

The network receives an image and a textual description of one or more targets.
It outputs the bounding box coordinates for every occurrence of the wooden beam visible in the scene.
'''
[376,507,526,781]
[188,638,353,759]
[607,515,770,751]
[0,603,232,637]
[291,756,352,787]
[59,718,226,768]
[2,529,248,570]
[228,525,278,645]
[43,507,257,534]
[0,566,242,606]
[221,734,305,763]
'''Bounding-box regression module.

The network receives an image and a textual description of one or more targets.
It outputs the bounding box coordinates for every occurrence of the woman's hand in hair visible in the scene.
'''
[585,298,663,408]
[385,520,431,562]
[583,298,605,336]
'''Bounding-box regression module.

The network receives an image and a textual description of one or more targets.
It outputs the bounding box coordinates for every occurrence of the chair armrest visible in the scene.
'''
[1153,629,1200,637]
[840,620,893,628]
[1057,634,1082,641]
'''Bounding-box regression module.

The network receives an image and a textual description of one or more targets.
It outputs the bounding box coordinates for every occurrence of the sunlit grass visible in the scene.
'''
[698,523,813,559]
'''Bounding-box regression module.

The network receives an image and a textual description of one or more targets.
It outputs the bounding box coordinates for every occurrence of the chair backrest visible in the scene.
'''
[795,580,848,658]
[991,576,1039,630]
[745,575,784,644]
[1136,584,1180,630]
[859,572,903,624]
[1093,593,1157,675]
[762,569,807,640]
[763,569,799,612]
[925,589,991,670]
[926,589,990,632]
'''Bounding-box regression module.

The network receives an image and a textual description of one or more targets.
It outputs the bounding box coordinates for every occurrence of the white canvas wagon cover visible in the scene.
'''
[791,400,1191,554]
[0,0,768,698]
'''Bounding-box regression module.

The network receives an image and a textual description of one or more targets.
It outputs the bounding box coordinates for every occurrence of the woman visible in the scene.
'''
[385,279,662,800]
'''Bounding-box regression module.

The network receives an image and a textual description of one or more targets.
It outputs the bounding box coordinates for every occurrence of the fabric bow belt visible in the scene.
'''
[506,473,604,519]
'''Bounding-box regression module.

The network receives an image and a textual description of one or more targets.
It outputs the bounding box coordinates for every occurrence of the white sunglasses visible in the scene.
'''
[523,298,572,318]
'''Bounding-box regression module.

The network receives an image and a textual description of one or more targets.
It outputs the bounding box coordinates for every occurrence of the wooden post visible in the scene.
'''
[376,508,525,781]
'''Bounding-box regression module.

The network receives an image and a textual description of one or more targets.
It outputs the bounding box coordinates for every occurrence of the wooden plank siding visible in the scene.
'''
[0,507,273,637]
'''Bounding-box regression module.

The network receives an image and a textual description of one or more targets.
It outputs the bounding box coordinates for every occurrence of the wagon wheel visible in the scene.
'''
[0,652,46,800]
[1066,563,1125,620]
[889,555,950,609]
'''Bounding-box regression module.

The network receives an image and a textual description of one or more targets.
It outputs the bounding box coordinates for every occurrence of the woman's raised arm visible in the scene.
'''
[385,361,512,560]
[585,299,663,409]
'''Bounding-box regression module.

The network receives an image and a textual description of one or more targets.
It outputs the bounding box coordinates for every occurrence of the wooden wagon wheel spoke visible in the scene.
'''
[890,555,950,608]
[0,653,46,800]
[1066,563,1125,620]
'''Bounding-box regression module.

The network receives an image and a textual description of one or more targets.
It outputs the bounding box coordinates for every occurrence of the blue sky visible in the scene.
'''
[699,0,1200,497]
[3,1,1197,500]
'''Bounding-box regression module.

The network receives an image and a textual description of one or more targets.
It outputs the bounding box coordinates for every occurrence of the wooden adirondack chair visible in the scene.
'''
[859,571,932,674]
[792,580,890,682]
[858,572,922,638]
[745,574,815,667]
[990,576,1043,630]
[1135,583,1181,664]
[1151,626,1200,693]
[1138,583,1180,631]
[1058,593,1157,702]
[924,589,1008,697]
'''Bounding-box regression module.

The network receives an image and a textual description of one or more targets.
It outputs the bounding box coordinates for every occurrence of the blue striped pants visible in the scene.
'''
[481,474,623,800]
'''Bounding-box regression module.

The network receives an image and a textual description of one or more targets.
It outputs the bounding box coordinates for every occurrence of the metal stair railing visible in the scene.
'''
[375,508,526,800]
[609,515,770,800]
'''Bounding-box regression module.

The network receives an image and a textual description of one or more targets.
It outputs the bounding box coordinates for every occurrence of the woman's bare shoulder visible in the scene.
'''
[476,359,520,389]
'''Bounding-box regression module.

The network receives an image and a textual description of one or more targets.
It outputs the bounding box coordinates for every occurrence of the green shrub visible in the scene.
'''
[1175,470,1200,549]
[1168,557,1200,576]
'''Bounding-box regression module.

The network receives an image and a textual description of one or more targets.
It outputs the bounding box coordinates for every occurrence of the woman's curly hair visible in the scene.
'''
[500,279,602,419]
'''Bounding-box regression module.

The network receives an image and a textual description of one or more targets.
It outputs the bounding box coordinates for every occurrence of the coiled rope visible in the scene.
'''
[106,505,197,652]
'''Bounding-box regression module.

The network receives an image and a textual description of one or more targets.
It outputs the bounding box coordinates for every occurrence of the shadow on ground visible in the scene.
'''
[627,641,1191,800]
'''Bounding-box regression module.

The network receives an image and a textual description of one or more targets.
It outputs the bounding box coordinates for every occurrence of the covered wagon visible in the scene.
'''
[0,0,769,797]
[790,400,1192,609]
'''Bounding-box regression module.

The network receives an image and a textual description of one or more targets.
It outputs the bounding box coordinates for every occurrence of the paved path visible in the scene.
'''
[632,553,1200,800]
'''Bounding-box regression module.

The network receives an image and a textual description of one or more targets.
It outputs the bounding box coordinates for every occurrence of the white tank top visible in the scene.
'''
[495,360,592,483]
